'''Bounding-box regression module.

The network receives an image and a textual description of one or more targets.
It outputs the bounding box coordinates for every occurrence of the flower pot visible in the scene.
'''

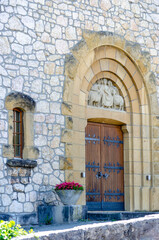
[55,190,82,205]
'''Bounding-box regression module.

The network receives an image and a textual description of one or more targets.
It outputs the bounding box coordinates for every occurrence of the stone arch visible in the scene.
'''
[61,31,159,211]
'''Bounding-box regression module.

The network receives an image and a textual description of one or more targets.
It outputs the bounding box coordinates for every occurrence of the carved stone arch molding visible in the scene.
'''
[61,30,159,211]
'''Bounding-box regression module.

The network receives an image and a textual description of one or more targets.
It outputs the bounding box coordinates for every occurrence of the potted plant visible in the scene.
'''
[54,181,84,205]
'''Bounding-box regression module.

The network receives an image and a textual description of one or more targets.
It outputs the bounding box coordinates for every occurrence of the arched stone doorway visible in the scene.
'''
[61,31,159,211]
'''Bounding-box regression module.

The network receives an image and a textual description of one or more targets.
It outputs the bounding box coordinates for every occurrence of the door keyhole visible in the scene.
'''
[96,171,102,179]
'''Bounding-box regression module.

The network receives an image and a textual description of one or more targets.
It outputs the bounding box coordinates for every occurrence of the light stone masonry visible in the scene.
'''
[0,0,158,223]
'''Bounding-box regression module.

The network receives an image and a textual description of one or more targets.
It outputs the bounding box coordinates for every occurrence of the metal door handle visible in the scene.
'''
[96,171,102,179]
[103,173,109,179]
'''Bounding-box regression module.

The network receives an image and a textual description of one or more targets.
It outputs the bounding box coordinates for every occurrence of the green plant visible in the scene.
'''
[0,220,33,240]
[45,215,53,225]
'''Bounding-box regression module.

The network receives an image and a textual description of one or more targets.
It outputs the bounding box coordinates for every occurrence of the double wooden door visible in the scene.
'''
[85,122,124,211]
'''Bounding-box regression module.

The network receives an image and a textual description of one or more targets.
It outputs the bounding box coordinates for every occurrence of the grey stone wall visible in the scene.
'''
[14,214,159,240]
[0,0,159,216]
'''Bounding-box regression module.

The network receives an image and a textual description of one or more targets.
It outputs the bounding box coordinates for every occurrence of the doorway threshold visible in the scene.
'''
[87,211,159,221]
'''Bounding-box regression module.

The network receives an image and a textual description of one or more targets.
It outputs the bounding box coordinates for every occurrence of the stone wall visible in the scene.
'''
[0,0,159,218]
[14,214,159,240]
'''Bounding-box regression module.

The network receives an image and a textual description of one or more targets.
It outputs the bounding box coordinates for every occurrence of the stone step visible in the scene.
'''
[87,211,159,221]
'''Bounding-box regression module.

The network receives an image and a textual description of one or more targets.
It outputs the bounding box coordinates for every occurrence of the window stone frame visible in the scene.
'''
[3,92,39,168]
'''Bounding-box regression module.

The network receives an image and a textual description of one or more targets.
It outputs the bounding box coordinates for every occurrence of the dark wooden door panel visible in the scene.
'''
[101,125,124,210]
[85,123,101,210]
[85,122,124,211]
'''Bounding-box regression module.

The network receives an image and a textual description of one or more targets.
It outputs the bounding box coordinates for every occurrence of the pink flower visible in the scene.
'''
[55,181,83,191]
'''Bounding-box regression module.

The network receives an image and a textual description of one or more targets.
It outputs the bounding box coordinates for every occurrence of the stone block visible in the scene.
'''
[60,156,73,170]
[150,187,159,211]
[38,205,53,225]
[153,151,159,162]
[17,213,38,225]
[62,102,72,115]
[38,205,87,225]
[0,213,14,222]
[0,37,11,54]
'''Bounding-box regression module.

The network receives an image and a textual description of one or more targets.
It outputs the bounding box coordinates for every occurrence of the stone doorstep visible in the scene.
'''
[87,211,159,221]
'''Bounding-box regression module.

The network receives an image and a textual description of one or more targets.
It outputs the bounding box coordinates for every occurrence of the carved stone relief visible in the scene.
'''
[88,79,124,111]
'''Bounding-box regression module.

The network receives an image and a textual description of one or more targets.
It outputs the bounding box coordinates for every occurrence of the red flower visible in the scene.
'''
[55,181,83,190]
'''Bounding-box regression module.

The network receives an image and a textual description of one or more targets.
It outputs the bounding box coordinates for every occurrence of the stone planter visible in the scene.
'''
[55,190,82,205]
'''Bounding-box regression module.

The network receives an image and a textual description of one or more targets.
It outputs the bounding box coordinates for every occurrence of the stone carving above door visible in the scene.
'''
[88,79,124,111]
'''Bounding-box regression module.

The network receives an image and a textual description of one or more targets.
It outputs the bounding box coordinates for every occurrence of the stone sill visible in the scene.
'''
[6,159,37,168]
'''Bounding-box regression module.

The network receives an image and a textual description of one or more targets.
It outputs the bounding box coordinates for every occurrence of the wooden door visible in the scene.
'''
[85,122,124,211]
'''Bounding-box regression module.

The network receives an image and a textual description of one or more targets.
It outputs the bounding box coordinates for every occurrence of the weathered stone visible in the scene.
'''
[18,192,25,202]
[25,184,33,192]
[17,213,38,225]
[50,137,60,148]
[50,102,61,114]
[66,26,76,40]
[46,45,55,54]
[11,76,24,92]
[8,16,23,30]
[7,159,37,168]
[5,92,36,111]
[151,14,159,24]
[41,32,51,43]
[31,79,42,93]
[66,116,73,129]
[41,163,52,174]
[11,43,23,53]
[0,13,9,23]
[60,156,73,170]
[16,32,31,45]
[13,184,24,192]
[35,20,44,32]
[5,185,13,194]
[24,202,34,212]
[57,15,68,26]
[32,173,43,185]
[35,135,47,146]
[62,103,72,116]
[0,37,11,54]
[33,41,44,50]
[49,174,61,185]
[44,62,55,75]
[30,191,37,202]
[2,194,11,206]
[64,54,78,79]
[21,16,35,29]
[50,92,60,101]
[9,201,23,213]
[90,0,98,7]
[100,0,111,10]
[36,101,49,113]
[44,192,56,203]
[36,50,46,61]
[0,66,7,76]
[56,40,69,54]
[51,25,62,38]
[17,6,27,15]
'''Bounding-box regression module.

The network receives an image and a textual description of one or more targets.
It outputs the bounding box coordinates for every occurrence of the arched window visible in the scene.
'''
[4,92,39,166]
[13,108,23,158]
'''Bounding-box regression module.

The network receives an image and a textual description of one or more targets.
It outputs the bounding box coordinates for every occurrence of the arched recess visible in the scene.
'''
[61,31,159,211]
